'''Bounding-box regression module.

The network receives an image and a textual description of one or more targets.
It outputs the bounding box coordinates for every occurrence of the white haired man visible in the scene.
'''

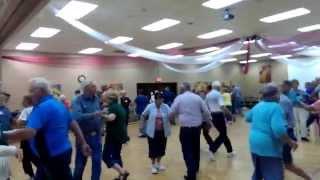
[204,81,235,160]
[170,82,212,180]
[0,77,91,180]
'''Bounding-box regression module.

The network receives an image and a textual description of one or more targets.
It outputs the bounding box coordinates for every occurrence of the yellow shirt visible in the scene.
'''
[222,93,232,106]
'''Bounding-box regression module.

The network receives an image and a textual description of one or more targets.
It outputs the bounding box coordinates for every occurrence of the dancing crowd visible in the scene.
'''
[0,77,318,180]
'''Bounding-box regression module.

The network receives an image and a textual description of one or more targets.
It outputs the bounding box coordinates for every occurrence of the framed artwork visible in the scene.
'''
[259,64,272,83]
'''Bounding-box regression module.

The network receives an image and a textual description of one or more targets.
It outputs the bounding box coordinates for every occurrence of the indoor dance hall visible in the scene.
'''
[1,0,320,180]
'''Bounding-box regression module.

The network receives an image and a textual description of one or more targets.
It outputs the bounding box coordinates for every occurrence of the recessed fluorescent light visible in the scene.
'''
[142,18,180,32]
[202,0,244,10]
[156,42,183,50]
[195,46,220,53]
[251,53,272,58]
[230,50,248,56]
[221,58,237,63]
[239,59,257,64]
[243,40,256,45]
[268,41,297,48]
[78,48,102,54]
[16,42,39,50]
[56,0,98,20]
[30,27,61,38]
[197,29,233,39]
[260,8,310,23]
[108,36,133,44]
[128,53,139,57]
[271,54,292,59]
[298,24,320,32]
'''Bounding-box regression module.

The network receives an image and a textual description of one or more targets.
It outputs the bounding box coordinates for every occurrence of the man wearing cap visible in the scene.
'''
[204,81,235,160]
[246,83,298,180]
[72,80,103,180]
[170,82,212,180]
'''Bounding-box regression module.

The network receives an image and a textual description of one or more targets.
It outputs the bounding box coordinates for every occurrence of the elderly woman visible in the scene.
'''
[141,92,171,174]
[102,90,130,180]
[246,83,298,180]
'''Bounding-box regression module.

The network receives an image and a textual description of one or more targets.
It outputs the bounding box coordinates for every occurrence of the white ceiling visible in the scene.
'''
[3,0,320,56]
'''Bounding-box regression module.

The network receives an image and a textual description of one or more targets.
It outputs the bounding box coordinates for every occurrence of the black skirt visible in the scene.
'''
[148,130,167,158]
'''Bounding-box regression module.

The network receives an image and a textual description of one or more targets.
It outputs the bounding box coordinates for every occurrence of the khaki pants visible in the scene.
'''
[293,107,309,139]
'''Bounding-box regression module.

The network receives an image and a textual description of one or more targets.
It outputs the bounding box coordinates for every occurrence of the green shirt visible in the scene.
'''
[105,101,128,144]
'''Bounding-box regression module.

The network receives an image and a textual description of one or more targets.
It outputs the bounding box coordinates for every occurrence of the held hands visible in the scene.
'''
[289,140,298,151]
[81,143,92,157]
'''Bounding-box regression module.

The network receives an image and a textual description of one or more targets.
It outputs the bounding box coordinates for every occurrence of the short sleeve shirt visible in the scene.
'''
[18,107,33,121]
[27,95,72,157]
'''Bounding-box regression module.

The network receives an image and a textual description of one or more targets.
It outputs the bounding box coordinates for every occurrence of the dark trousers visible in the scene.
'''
[21,140,34,177]
[180,126,201,180]
[103,142,123,168]
[34,149,73,180]
[282,128,297,164]
[307,113,319,127]
[203,112,233,153]
[251,153,284,180]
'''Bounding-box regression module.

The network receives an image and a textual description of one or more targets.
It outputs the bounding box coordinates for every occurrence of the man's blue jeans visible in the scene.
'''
[73,133,102,180]
[251,153,284,180]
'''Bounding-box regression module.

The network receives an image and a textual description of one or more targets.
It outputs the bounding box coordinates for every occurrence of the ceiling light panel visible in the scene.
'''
[239,60,257,64]
[56,0,98,20]
[156,42,183,50]
[108,36,133,44]
[196,46,220,53]
[230,50,248,56]
[30,27,61,38]
[16,42,39,50]
[298,24,320,32]
[251,53,272,58]
[78,48,102,54]
[142,18,180,32]
[197,29,233,39]
[260,8,310,23]
[271,54,292,59]
[202,0,244,10]
[221,58,238,63]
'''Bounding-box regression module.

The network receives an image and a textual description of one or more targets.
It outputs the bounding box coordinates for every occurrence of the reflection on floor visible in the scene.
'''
[10,118,320,180]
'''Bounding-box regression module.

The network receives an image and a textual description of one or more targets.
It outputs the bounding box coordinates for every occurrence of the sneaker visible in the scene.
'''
[151,166,159,174]
[156,164,166,171]
[301,137,310,142]
[209,151,216,161]
[139,134,147,138]
[227,151,236,158]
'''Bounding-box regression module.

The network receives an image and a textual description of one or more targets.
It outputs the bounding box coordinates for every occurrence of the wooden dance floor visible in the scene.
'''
[11,118,320,180]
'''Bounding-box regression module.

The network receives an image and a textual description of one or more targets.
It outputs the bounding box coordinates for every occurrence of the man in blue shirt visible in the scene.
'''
[135,89,149,137]
[0,77,91,180]
[72,80,103,180]
[280,81,311,180]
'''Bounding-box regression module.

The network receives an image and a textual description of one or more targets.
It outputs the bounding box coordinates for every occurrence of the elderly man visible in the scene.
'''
[170,82,211,180]
[204,81,235,160]
[72,80,103,180]
[0,77,90,180]
[246,83,298,180]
